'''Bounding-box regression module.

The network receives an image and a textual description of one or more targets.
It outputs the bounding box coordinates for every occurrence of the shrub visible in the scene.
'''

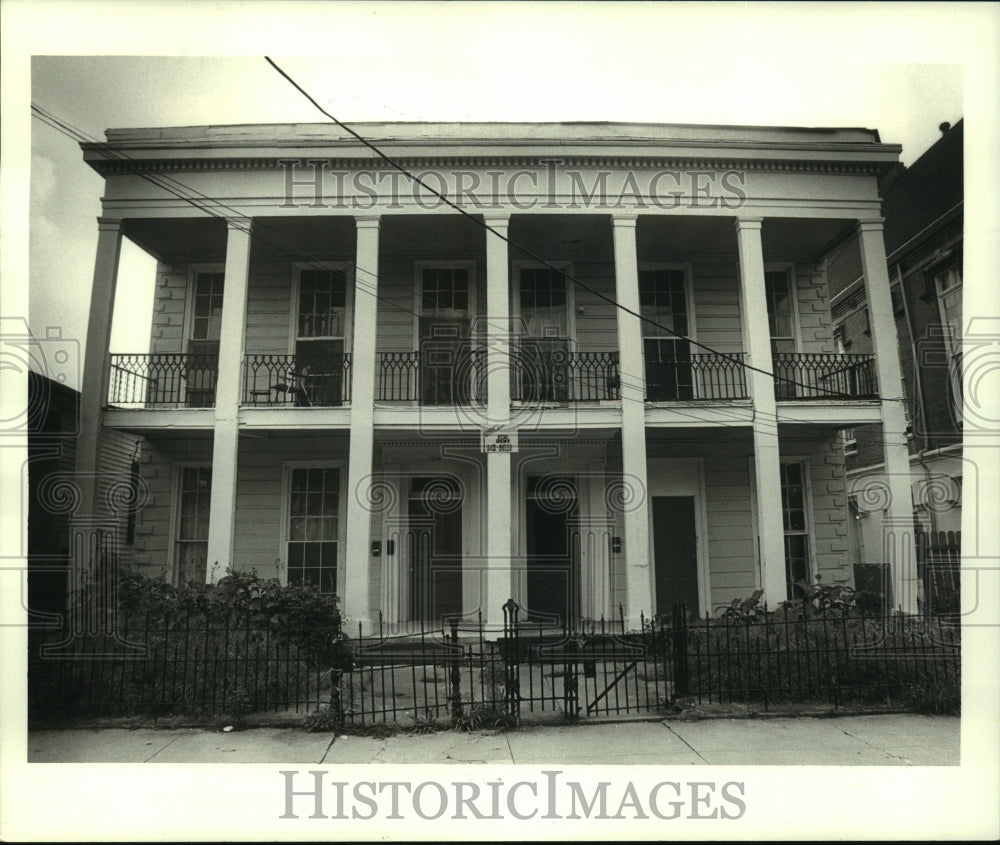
[29,567,345,720]
[679,595,961,710]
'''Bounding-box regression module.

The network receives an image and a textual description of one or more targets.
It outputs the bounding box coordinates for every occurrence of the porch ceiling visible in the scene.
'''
[124,217,228,263]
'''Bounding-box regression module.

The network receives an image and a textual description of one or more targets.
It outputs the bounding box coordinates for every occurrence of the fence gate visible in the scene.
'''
[501,601,677,721]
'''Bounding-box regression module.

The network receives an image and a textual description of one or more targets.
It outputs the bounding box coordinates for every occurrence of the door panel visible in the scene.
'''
[652,496,699,613]
[525,477,579,625]
[518,268,570,403]
[419,320,471,405]
[643,338,693,401]
[407,478,463,623]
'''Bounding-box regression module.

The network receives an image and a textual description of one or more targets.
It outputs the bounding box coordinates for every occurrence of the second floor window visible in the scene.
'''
[765,269,796,355]
[935,265,963,426]
[186,270,224,407]
[298,268,347,339]
[294,267,349,406]
[640,268,692,400]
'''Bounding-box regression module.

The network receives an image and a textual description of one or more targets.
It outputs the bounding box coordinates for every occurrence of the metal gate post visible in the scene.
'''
[502,599,521,724]
[672,603,690,697]
[449,618,463,723]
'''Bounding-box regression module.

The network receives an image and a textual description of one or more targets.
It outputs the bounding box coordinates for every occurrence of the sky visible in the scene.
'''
[11,6,989,388]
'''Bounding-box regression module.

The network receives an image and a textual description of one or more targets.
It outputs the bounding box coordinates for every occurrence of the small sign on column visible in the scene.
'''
[481,428,518,454]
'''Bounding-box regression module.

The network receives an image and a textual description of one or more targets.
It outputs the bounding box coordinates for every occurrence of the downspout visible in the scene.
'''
[895,262,936,534]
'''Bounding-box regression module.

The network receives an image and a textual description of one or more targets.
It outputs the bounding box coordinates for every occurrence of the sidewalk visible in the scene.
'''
[28,714,959,766]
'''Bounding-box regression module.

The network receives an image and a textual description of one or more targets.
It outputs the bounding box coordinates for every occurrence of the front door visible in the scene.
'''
[407,477,463,623]
[525,476,579,625]
[652,496,699,614]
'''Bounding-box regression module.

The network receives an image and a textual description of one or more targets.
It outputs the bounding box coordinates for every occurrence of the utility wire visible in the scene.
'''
[33,100,894,440]
[263,55,900,403]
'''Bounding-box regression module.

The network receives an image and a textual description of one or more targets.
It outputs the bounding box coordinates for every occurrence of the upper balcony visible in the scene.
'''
[103,213,882,428]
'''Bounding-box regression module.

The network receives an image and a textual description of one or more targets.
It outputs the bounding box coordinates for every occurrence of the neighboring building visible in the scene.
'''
[829,119,963,611]
[28,369,138,613]
[73,121,913,629]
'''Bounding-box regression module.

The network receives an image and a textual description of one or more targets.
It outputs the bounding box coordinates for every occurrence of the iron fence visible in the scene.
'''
[773,352,878,400]
[108,353,218,408]
[674,602,959,710]
[28,615,337,719]
[243,353,352,406]
[29,599,959,724]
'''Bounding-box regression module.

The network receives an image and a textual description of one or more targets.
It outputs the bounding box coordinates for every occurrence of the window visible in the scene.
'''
[419,266,473,405]
[175,466,211,585]
[765,269,796,355]
[191,271,225,343]
[640,268,693,400]
[842,428,858,457]
[934,265,963,426]
[780,462,811,599]
[890,285,905,317]
[422,267,470,313]
[186,270,224,407]
[294,267,349,406]
[286,467,340,594]
[516,265,571,403]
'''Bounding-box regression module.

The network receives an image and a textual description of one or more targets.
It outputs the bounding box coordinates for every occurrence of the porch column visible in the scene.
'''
[485,213,512,625]
[611,215,652,625]
[75,217,124,520]
[343,216,380,627]
[857,219,918,613]
[735,218,786,605]
[206,218,253,581]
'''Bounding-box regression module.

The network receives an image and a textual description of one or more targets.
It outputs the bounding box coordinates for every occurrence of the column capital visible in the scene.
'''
[95,216,123,232]
[733,217,764,231]
[483,213,511,228]
[611,214,638,228]
[226,217,253,232]
[355,215,381,230]
[855,218,886,234]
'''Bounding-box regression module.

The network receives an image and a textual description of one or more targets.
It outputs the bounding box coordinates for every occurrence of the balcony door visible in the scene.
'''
[294,266,351,406]
[640,268,692,400]
[765,268,799,399]
[185,270,223,407]
[418,265,473,405]
[516,266,572,403]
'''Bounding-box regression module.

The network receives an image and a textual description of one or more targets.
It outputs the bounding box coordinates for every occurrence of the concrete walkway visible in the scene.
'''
[28,714,959,766]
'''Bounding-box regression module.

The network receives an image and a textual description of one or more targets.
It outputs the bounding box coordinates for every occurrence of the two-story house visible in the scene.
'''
[73,121,914,630]
[830,119,963,611]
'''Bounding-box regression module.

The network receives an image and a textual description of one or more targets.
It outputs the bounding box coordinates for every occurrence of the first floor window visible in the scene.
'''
[780,462,811,599]
[176,466,211,585]
[287,467,340,594]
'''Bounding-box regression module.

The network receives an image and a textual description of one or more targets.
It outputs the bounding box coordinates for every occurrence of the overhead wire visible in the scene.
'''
[32,96,891,440]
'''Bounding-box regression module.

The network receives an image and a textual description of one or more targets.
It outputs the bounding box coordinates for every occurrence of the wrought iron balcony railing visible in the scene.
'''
[108,353,218,408]
[243,354,352,406]
[644,352,749,401]
[511,343,620,403]
[376,348,487,405]
[772,352,878,400]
